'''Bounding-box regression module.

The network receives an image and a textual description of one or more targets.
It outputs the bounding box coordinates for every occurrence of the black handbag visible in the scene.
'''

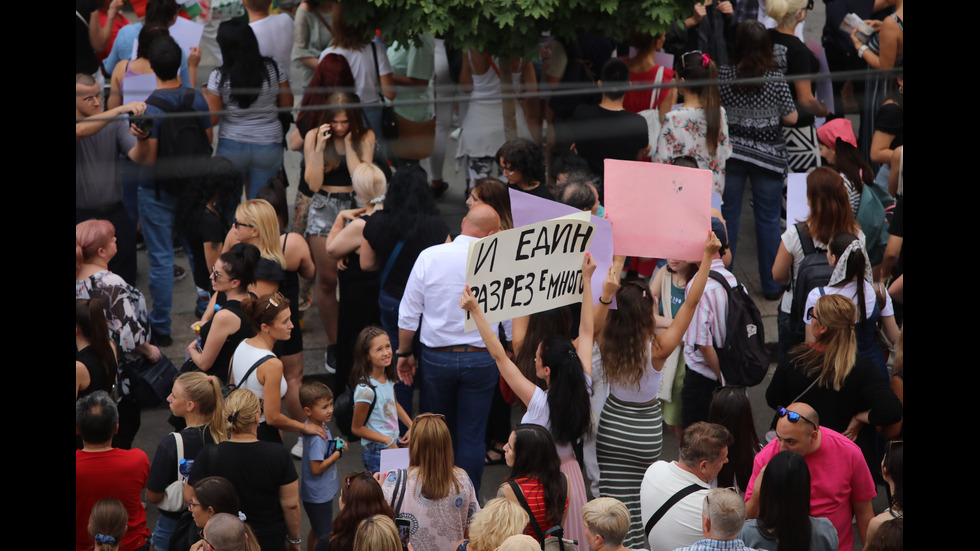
[371,43,399,139]
[122,354,178,408]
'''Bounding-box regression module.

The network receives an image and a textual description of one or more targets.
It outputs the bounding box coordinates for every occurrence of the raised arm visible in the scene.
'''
[460,286,538,406]
[325,212,367,257]
[304,125,330,193]
[650,231,721,360]
[344,130,376,175]
[576,253,597,376]
[594,256,625,341]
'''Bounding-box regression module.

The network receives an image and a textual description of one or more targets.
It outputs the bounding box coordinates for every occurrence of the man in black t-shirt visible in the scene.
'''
[569,58,650,181]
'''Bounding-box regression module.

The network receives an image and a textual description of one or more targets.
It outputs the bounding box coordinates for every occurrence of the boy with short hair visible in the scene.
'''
[299,381,344,551]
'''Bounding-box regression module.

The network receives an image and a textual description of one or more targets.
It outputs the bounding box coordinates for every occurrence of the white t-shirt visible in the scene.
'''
[319,41,392,106]
[640,461,711,551]
[804,280,893,325]
[250,14,294,76]
[778,225,865,314]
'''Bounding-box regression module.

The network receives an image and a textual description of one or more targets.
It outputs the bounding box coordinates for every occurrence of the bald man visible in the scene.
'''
[744,402,876,551]
[396,204,502,491]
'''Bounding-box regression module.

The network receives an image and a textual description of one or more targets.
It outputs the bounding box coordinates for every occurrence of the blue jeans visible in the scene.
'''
[721,159,784,296]
[303,500,334,551]
[152,512,180,551]
[138,185,179,337]
[379,290,425,434]
[419,346,498,493]
[215,139,283,200]
[362,440,385,473]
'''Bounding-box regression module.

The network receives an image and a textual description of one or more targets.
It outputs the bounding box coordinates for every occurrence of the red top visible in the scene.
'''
[622,61,676,114]
[514,476,568,538]
[76,448,151,551]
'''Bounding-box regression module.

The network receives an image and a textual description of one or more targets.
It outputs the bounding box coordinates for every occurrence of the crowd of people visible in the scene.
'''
[78,1,903,550]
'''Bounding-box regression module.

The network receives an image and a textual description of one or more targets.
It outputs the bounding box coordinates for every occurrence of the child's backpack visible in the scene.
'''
[709,271,769,386]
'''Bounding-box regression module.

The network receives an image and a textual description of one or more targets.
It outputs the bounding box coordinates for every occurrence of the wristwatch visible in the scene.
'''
[397,351,412,358]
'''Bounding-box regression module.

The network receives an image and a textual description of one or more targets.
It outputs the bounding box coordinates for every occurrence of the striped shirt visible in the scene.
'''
[683,259,736,381]
[206,60,286,145]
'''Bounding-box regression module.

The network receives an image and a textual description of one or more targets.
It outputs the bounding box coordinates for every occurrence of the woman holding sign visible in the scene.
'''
[594,231,722,548]
[460,253,598,551]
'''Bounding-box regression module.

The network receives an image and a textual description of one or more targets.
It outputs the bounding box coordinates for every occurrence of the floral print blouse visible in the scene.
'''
[76,270,150,361]
[654,106,733,194]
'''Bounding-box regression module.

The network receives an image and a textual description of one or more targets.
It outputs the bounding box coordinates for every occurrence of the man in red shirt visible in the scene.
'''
[76,391,150,551]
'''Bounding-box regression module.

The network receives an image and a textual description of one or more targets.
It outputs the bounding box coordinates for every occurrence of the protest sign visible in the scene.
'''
[509,189,614,306]
[786,172,809,226]
[464,212,594,331]
[604,159,711,261]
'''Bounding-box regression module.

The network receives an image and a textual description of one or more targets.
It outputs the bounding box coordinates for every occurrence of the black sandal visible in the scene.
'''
[484,447,505,465]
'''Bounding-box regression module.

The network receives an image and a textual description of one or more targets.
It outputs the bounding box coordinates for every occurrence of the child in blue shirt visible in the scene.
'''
[299,381,344,551]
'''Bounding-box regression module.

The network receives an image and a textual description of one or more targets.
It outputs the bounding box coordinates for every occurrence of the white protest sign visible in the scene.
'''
[464,212,595,331]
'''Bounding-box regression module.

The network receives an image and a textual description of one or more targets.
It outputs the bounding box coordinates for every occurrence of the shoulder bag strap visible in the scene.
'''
[649,65,665,110]
[380,234,410,289]
[232,353,276,387]
[508,480,545,543]
[392,468,408,513]
[645,483,704,537]
[173,432,185,480]
[313,9,333,35]
[370,42,385,103]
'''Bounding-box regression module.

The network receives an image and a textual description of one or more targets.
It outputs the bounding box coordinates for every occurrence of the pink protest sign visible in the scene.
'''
[604,159,711,261]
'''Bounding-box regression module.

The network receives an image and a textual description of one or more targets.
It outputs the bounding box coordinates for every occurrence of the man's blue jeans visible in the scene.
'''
[138,185,178,337]
[419,346,498,493]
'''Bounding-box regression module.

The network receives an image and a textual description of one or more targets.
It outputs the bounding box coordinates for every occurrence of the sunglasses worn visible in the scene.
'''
[778,407,817,429]
[233,219,255,229]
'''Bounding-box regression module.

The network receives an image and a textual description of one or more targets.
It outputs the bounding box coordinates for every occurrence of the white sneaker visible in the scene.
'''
[324,350,336,375]
[290,439,303,459]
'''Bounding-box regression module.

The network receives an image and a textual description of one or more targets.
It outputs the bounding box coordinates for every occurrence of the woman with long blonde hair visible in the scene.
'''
[767,294,902,441]
[226,199,316,429]
[380,414,480,551]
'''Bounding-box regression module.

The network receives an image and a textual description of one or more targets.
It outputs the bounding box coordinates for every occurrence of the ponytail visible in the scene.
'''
[177,372,228,443]
[677,52,722,157]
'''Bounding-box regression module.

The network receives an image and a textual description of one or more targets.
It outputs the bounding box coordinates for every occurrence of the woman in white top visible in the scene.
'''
[205,20,292,200]
[594,232,721,549]
[231,292,327,443]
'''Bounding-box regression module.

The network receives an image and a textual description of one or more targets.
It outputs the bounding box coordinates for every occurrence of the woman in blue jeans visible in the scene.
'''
[205,20,292,201]
[719,20,798,299]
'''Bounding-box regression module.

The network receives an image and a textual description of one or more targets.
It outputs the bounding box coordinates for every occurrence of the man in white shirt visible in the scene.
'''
[640,422,732,551]
[396,204,501,492]
[246,0,294,79]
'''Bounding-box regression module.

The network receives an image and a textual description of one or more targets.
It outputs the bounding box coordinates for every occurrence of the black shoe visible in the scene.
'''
[430,180,449,199]
[152,333,173,347]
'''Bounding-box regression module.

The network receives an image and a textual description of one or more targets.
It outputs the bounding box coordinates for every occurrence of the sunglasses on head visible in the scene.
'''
[778,407,817,428]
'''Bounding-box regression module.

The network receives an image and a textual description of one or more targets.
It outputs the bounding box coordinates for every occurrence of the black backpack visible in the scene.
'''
[789,223,834,342]
[708,271,769,386]
[333,382,377,439]
[145,89,212,198]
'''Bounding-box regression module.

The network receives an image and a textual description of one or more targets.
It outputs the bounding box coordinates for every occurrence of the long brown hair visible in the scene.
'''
[349,326,396,389]
[731,20,777,93]
[409,414,461,500]
[805,167,860,243]
[793,294,857,390]
[600,282,656,389]
[677,51,722,157]
[331,471,396,551]
[318,92,370,172]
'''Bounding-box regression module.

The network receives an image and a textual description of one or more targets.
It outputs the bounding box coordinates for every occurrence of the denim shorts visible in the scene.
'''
[306,191,356,236]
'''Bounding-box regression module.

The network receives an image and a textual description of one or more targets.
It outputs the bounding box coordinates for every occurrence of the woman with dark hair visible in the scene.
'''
[770,294,902,444]
[498,424,569,543]
[497,138,552,200]
[380,414,480,551]
[595,232,721,548]
[622,31,677,128]
[361,164,452,421]
[772,167,863,358]
[179,156,242,317]
[187,389,302,551]
[304,91,376,373]
[867,440,903,541]
[804,233,900,376]
[330,471,397,551]
[719,20,798,301]
[290,53,357,241]
[740,450,838,551]
[816,118,874,216]
[205,20,292,200]
[186,243,259,381]
[77,299,117,401]
[655,50,731,195]
[101,0,191,85]
[231,293,328,443]
[707,387,761,494]
[107,25,170,110]
[466,177,514,230]
[461,254,597,550]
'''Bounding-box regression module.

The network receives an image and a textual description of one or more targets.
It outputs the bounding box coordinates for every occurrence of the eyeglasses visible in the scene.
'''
[199,529,216,550]
[805,307,819,324]
[778,407,817,429]
[806,0,814,10]
[233,219,255,229]
[210,265,225,280]
[187,499,202,510]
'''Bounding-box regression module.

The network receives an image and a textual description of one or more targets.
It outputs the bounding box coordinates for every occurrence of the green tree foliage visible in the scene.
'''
[342,0,689,58]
